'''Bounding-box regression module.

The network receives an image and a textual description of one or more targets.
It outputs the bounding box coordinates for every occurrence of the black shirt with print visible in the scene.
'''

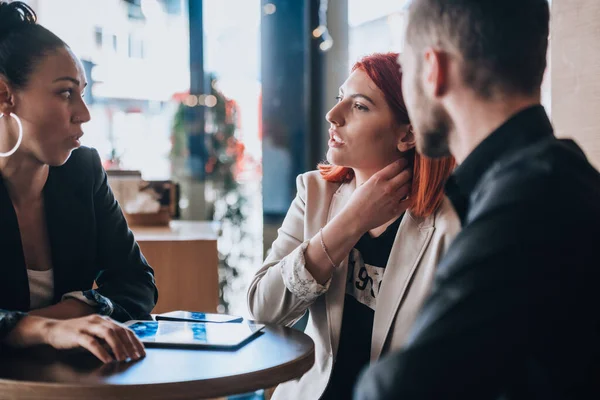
[321,215,403,400]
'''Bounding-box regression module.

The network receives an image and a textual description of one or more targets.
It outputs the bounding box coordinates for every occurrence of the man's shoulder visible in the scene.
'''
[445,136,600,277]
[476,137,599,201]
[464,137,600,228]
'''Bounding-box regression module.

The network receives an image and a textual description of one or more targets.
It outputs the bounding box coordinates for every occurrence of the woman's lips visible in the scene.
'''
[329,129,345,148]
[68,133,83,148]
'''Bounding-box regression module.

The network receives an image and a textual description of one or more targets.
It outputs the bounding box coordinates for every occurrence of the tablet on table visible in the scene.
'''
[125,320,265,349]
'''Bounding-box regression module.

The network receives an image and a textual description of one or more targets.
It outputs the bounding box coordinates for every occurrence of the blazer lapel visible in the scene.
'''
[370,211,434,361]
[44,167,94,302]
[0,176,29,310]
[325,178,356,357]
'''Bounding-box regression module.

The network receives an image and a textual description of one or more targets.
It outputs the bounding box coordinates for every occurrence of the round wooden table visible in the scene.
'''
[0,325,314,399]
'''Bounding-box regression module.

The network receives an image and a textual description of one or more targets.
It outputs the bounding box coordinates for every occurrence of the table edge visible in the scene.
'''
[0,343,315,399]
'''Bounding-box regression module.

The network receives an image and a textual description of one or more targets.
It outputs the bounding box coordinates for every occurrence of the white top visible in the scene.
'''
[26,268,54,310]
[25,269,103,312]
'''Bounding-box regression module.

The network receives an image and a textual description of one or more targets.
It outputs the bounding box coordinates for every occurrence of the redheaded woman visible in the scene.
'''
[248,53,459,399]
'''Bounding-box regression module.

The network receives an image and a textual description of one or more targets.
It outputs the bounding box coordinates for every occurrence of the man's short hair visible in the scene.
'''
[405,0,550,99]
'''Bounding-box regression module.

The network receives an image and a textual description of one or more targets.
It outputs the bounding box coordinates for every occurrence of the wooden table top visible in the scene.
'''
[0,325,314,400]
[130,220,221,242]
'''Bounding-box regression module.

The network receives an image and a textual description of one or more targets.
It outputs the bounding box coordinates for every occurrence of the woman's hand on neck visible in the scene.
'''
[353,154,408,187]
[0,152,49,205]
[352,155,411,236]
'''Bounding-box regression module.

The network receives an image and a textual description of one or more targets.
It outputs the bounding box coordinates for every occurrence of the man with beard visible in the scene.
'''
[354,0,600,399]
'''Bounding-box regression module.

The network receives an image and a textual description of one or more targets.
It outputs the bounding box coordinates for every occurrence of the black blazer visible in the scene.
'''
[0,147,158,323]
[355,106,600,399]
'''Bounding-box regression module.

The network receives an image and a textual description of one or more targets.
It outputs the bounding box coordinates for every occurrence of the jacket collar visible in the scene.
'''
[370,209,434,360]
[446,105,553,223]
[0,174,30,310]
[43,165,94,301]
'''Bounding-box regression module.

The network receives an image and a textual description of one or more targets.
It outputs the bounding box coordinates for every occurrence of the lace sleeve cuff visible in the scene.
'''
[280,240,332,303]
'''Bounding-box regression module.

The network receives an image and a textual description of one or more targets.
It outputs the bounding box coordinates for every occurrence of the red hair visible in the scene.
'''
[319,53,455,218]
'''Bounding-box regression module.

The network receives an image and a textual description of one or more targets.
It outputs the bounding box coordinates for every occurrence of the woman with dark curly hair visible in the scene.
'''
[0,1,157,364]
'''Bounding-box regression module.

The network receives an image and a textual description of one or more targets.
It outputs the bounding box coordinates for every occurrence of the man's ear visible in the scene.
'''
[0,78,15,115]
[423,48,450,98]
[397,125,416,153]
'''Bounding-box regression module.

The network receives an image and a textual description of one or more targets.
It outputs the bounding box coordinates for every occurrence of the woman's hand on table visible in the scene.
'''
[5,314,145,363]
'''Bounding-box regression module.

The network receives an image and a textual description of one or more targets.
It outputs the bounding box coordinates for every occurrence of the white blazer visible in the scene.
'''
[248,171,460,399]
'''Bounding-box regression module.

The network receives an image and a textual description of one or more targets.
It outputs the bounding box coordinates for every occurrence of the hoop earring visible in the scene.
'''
[0,112,23,157]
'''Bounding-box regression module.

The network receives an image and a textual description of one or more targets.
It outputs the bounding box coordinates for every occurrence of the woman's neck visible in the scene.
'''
[353,158,408,238]
[0,154,49,205]
[354,168,378,187]
[353,155,407,187]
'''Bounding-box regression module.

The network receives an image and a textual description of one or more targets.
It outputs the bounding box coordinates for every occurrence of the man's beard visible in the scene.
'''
[413,80,453,158]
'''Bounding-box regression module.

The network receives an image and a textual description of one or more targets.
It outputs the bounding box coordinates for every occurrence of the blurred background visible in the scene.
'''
[21,0,552,320]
